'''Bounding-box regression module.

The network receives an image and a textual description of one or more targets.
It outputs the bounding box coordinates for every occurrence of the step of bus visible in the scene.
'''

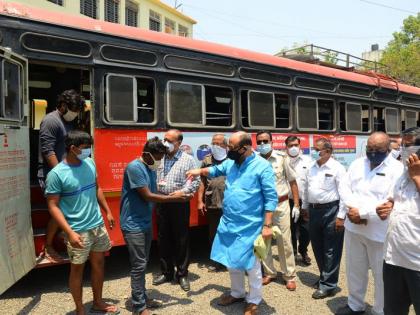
[33,227,67,258]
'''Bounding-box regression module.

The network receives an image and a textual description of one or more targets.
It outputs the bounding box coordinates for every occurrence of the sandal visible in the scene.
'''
[89,305,120,315]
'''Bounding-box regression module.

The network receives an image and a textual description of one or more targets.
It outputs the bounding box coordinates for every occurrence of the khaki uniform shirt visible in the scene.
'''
[267,150,297,212]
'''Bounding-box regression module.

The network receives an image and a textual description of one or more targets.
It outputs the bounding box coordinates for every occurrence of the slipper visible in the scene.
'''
[146,298,162,309]
[89,306,120,315]
[44,246,65,263]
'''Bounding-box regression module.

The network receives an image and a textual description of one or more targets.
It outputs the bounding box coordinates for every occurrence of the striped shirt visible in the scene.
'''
[45,157,104,232]
[157,150,200,195]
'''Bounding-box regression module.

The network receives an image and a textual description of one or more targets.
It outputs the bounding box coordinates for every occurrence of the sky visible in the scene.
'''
[170,0,419,58]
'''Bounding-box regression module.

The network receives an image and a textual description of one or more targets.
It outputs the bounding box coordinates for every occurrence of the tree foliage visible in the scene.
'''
[380,13,420,86]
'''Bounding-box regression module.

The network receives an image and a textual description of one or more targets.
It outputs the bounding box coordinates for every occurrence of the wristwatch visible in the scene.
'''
[263,223,273,228]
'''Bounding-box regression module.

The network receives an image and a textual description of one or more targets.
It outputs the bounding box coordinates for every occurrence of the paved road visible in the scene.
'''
[1,228,414,314]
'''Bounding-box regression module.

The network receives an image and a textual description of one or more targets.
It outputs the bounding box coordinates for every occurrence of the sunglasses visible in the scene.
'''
[256,140,270,145]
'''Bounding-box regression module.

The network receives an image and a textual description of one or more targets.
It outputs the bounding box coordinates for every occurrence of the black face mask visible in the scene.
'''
[366,150,388,165]
[227,147,245,163]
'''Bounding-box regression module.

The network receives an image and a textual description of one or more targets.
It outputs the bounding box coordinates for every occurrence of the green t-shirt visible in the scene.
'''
[45,157,104,232]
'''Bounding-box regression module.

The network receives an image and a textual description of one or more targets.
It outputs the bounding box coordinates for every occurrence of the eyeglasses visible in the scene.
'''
[256,140,270,145]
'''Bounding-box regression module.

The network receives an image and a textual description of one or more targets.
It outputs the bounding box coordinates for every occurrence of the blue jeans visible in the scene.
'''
[123,230,152,313]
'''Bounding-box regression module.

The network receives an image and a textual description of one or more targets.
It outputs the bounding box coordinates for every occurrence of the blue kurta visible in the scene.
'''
[208,153,278,270]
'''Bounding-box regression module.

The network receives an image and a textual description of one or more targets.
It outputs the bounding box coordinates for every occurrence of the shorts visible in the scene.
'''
[65,225,111,264]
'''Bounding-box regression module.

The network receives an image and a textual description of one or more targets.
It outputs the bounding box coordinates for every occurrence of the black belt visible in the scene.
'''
[309,200,339,209]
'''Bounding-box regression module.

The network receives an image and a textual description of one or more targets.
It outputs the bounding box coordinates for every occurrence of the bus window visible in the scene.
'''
[205,86,233,127]
[297,97,317,130]
[339,102,370,132]
[1,60,22,120]
[105,74,137,123]
[402,110,418,129]
[318,99,335,130]
[275,94,290,129]
[248,91,275,128]
[373,107,385,132]
[168,81,204,125]
[136,78,155,124]
[385,108,399,133]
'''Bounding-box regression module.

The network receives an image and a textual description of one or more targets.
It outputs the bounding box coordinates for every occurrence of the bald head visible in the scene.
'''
[229,131,251,149]
[367,132,390,152]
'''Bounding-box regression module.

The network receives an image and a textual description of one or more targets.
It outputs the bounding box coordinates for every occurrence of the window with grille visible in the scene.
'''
[178,24,188,37]
[80,0,97,19]
[339,102,370,132]
[105,0,119,23]
[125,1,138,27]
[149,10,161,32]
[165,18,176,34]
[297,97,335,131]
[402,110,419,130]
[48,0,63,5]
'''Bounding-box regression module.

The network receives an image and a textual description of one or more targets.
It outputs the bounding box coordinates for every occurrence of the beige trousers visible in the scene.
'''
[262,201,296,281]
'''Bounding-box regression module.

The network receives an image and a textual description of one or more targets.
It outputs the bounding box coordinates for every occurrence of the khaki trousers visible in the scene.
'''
[262,201,296,281]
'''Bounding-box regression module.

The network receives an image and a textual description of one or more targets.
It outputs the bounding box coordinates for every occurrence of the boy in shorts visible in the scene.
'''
[45,130,119,315]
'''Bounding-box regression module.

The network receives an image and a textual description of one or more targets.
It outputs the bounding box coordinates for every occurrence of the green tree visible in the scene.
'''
[380,13,420,86]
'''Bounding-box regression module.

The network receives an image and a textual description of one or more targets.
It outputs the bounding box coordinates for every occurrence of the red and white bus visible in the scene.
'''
[1,1,419,295]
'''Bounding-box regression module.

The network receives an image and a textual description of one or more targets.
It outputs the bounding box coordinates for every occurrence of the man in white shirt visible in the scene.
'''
[286,135,313,266]
[336,132,403,315]
[382,127,420,315]
[302,137,346,299]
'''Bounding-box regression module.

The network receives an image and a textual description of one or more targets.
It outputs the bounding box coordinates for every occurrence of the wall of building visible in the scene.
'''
[5,0,195,37]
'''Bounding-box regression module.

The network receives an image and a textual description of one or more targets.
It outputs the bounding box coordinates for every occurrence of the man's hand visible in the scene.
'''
[169,190,193,202]
[186,169,201,179]
[68,231,84,249]
[262,226,273,240]
[106,212,115,229]
[347,207,362,224]
[291,206,300,223]
[301,209,309,222]
[335,218,345,232]
[408,153,420,180]
[376,200,394,221]
[197,200,206,216]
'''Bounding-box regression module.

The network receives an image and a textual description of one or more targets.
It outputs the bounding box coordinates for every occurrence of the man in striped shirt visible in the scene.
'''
[153,129,200,292]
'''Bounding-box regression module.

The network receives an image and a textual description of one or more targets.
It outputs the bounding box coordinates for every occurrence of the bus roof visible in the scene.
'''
[1,1,419,96]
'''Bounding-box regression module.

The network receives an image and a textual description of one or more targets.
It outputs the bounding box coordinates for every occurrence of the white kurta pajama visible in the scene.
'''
[339,155,403,315]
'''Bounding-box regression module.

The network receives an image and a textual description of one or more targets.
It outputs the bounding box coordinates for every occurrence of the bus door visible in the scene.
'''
[0,47,35,295]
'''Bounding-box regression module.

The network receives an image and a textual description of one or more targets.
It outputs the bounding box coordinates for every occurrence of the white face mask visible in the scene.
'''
[143,152,161,171]
[211,144,227,161]
[62,109,79,122]
[287,146,300,157]
[401,145,420,167]
[390,149,401,159]
[163,140,175,153]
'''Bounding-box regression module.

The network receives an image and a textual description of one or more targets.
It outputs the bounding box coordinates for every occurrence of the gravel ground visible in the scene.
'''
[1,228,415,315]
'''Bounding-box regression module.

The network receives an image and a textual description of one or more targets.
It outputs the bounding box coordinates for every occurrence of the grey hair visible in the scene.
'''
[315,137,333,152]
[212,133,227,145]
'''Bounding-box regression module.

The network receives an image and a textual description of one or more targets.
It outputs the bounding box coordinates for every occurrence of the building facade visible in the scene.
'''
[6,0,196,37]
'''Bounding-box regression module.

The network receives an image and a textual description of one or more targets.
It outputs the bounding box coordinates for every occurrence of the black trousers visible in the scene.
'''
[206,208,223,267]
[383,262,420,315]
[158,202,190,278]
[309,201,344,292]
[289,199,310,255]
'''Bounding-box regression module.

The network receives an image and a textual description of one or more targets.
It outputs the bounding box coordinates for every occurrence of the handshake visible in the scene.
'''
[169,190,193,202]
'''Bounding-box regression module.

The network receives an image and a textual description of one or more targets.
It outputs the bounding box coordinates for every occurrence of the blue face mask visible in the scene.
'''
[366,150,388,165]
[77,148,91,160]
[256,143,272,155]
[311,150,320,160]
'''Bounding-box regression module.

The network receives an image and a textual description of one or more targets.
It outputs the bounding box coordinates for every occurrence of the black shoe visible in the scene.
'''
[152,274,172,286]
[300,253,312,266]
[335,305,365,315]
[312,280,320,289]
[179,276,190,291]
[312,288,336,299]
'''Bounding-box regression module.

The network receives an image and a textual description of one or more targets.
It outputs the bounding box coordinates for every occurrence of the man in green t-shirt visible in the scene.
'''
[45,130,119,315]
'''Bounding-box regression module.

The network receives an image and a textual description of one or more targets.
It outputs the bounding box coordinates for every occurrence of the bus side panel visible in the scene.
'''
[0,126,35,294]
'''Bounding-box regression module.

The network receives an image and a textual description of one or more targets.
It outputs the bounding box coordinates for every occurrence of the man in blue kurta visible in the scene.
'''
[187,132,278,315]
